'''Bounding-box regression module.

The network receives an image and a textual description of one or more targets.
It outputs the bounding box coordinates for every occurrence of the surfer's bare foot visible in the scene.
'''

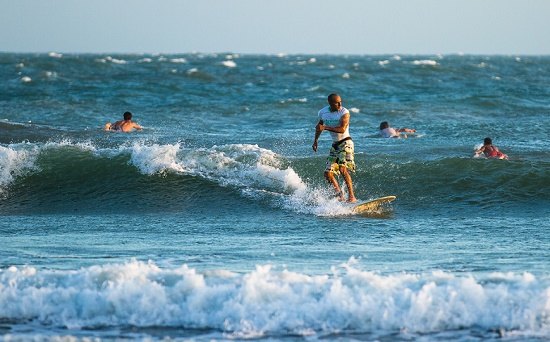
[347,197,357,204]
[335,191,345,202]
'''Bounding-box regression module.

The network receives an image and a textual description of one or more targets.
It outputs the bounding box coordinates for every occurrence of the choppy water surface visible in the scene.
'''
[1,52,549,341]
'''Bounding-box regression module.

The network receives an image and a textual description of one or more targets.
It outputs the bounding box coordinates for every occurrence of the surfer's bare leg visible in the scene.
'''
[324,170,344,201]
[340,166,356,203]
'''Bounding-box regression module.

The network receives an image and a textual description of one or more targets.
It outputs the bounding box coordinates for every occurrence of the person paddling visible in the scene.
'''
[475,137,508,159]
[105,111,142,132]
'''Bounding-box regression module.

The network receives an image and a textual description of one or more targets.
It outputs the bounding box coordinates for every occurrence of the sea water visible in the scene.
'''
[0,53,549,341]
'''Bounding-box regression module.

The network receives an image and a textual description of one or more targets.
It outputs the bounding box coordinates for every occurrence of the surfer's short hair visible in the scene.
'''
[484,137,492,145]
[123,111,132,120]
[328,93,340,102]
[380,121,389,130]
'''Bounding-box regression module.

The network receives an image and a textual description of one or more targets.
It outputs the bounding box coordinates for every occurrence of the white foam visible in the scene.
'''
[21,76,32,83]
[170,58,187,64]
[281,98,308,104]
[342,73,350,78]
[221,60,237,68]
[0,143,40,193]
[121,142,352,215]
[1,260,548,338]
[128,142,185,175]
[412,60,438,66]
[41,139,97,153]
[42,71,57,79]
[105,56,127,64]
[48,52,63,58]
[187,144,305,192]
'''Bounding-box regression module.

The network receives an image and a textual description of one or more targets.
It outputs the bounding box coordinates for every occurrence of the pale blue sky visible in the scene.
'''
[1,0,549,55]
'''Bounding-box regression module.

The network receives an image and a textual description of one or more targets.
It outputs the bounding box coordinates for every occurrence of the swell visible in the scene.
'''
[2,140,547,217]
[292,154,549,216]
[0,142,275,215]
[363,156,550,201]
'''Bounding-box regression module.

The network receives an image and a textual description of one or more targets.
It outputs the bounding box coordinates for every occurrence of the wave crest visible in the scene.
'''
[1,260,549,338]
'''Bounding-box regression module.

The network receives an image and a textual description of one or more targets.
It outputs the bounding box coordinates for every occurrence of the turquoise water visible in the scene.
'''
[1,53,549,341]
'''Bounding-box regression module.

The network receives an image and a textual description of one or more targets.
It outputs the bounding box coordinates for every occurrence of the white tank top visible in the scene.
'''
[318,106,350,142]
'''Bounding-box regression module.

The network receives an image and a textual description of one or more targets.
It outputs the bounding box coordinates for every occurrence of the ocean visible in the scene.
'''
[0,52,549,341]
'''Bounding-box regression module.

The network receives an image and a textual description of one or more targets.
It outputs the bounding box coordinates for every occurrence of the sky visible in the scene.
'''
[1,0,549,55]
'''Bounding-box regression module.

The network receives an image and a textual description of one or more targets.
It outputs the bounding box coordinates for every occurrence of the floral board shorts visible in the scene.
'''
[325,137,356,175]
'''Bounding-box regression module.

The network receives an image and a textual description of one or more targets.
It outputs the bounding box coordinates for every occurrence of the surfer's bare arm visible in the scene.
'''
[322,113,350,134]
[312,119,324,152]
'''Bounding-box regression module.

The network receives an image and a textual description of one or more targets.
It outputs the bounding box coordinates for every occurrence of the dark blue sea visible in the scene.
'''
[1,52,549,341]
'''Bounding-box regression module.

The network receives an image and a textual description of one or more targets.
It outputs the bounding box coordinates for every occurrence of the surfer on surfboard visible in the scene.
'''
[312,94,357,203]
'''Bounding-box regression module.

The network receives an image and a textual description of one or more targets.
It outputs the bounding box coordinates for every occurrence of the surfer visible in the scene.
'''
[379,121,416,138]
[105,111,142,132]
[475,137,509,159]
[312,94,356,203]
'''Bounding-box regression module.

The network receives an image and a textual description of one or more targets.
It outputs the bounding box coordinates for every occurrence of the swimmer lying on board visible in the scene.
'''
[379,121,416,138]
[475,137,508,159]
[105,111,142,132]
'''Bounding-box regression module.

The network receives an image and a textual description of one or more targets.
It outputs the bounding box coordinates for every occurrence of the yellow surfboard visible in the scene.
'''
[352,196,396,214]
